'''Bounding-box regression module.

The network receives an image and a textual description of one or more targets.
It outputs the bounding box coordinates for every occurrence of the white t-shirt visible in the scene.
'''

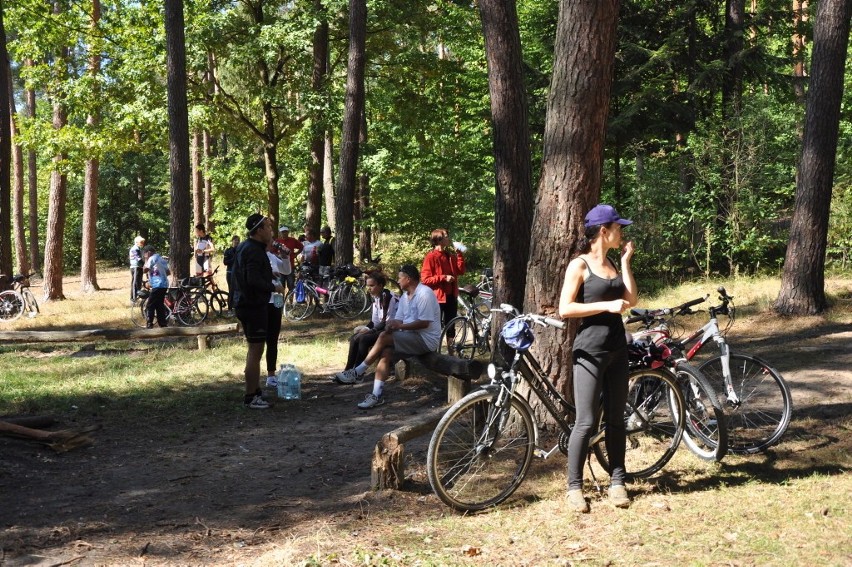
[267,251,286,304]
[395,283,441,351]
[370,290,399,328]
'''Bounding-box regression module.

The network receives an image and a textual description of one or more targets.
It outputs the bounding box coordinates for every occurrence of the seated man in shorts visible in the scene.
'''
[333,264,441,409]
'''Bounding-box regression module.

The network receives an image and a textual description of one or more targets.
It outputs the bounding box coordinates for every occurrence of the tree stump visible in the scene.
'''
[370,407,446,490]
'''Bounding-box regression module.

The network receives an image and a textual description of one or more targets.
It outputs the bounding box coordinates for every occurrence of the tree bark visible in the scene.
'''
[479,0,533,313]
[323,129,336,232]
[306,0,328,233]
[334,0,367,265]
[203,130,214,232]
[164,0,192,281]
[6,33,28,276]
[0,3,12,281]
[80,0,102,293]
[356,107,371,262]
[775,0,851,315]
[192,131,204,227]
[25,60,39,275]
[525,0,620,406]
[792,0,809,103]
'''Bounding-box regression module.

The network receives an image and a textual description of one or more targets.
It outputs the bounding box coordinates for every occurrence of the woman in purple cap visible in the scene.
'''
[558,203,637,513]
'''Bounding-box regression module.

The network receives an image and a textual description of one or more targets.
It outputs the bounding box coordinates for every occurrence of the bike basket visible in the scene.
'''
[500,318,534,352]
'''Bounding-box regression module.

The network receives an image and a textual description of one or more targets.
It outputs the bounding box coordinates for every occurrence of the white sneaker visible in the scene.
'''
[357,393,385,409]
[245,395,270,409]
[265,376,278,387]
[334,368,361,384]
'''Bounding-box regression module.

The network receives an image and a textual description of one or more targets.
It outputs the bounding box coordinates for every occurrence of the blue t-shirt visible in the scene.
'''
[146,254,170,289]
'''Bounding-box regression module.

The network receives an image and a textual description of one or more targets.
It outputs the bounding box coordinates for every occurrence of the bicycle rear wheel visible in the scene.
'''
[21,288,39,317]
[438,316,476,359]
[675,363,728,462]
[283,288,317,320]
[175,292,209,326]
[0,291,23,322]
[594,368,685,479]
[205,289,229,318]
[331,282,367,319]
[698,352,792,454]
[427,389,535,512]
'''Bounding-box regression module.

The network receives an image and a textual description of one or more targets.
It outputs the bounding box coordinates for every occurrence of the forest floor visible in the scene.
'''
[0,270,850,566]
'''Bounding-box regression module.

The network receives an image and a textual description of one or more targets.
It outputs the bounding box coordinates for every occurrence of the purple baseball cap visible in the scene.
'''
[584,204,633,228]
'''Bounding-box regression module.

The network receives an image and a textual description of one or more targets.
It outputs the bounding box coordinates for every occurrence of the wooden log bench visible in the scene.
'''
[0,323,240,351]
[372,352,485,490]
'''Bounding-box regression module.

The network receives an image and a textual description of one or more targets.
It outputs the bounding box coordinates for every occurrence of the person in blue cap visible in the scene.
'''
[558,204,637,512]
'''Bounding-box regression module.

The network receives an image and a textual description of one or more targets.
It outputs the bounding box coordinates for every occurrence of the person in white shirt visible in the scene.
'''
[265,243,287,385]
[334,264,440,409]
[194,224,215,276]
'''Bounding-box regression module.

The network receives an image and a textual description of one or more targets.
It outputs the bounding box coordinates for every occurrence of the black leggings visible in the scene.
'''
[265,304,283,374]
[567,347,629,490]
[346,329,381,369]
[439,294,458,337]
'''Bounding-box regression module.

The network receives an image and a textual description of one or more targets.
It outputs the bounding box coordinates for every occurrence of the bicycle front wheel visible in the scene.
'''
[0,291,24,322]
[438,316,476,359]
[205,289,229,318]
[675,363,728,462]
[698,353,792,454]
[21,288,39,317]
[427,388,536,512]
[283,288,317,320]
[594,368,685,480]
[175,292,209,326]
[331,282,367,319]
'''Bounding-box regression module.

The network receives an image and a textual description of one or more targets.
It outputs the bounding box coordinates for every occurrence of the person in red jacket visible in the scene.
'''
[420,228,466,354]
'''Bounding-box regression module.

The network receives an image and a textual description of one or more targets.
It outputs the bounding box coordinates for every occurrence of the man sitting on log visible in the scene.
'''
[334,264,441,409]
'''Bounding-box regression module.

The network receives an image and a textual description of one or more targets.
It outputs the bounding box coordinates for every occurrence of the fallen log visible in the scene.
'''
[0,420,101,452]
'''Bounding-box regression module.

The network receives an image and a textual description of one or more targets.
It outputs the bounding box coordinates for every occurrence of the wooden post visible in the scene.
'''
[370,407,446,490]
[197,335,209,350]
[447,375,471,404]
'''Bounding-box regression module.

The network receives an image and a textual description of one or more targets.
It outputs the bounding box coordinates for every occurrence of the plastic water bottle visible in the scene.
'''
[276,364,301,400]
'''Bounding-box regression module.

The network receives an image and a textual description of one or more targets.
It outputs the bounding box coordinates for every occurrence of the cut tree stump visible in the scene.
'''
[371,406,447,490]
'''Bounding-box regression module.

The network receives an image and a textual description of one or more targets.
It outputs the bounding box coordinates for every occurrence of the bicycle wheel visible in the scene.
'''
[283,288,317,320]
[21,288,39,317]
[594,368,685,479]
[698,352,792,454]
[675,363,728,462]
[427,388,536,512]
[438,316,476,359]
[0,291,23,322]
[129,297,147,328]
[331,282,367,319]
[175,291,209,326]
[205,289,229,318]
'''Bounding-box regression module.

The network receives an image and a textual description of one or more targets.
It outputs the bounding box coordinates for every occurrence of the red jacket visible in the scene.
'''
[421,248,465,303]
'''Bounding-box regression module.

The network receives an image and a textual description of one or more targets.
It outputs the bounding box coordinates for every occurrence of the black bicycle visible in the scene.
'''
[426,304,686,512]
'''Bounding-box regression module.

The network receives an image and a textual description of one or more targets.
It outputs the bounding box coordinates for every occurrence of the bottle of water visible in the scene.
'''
[276,364,288,398]
[276,364,301,400]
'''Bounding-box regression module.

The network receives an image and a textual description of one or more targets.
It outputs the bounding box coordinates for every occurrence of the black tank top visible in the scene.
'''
[572,258,627,354]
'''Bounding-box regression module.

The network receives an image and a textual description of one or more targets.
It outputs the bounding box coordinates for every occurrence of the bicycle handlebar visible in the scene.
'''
[495,303,566,330]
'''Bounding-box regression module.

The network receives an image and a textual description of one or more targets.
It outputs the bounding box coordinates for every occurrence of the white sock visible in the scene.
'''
[355,362,369,375]
[372,381,384,398]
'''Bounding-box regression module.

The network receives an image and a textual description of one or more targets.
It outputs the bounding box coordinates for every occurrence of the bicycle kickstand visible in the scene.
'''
[587,453,603,494]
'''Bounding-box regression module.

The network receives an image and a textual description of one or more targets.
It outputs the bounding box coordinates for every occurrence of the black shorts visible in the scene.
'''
[236,306,268,343]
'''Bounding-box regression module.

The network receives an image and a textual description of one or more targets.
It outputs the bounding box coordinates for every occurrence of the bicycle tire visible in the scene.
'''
[698,352,792,454]
[21,288,39,317]
[331,282,367,319]
[130,298,148,328]
[438,316,476,359]
[675,362,728,462]
[175,292,208,326]
[205,289,229,318]
[0,291,24,322]
[427,388,536,512]
[594,368,685,480]
[283,288,317,320]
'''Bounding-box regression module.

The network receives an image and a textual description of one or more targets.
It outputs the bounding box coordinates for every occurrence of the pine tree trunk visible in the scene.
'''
[334,0,367,265]
[25,64,39,275]
[306,0,328,233]
[323,130,336,232]
[356,108,371,262]
[479,0,533,312]
[7,52,29,276]
[203,130,214,232]
[525,0,620,409]
[0,5,12,280]
[192,131,204,227]
[164,0,192,282]
[775,0,851,315]
[80,0,102,293]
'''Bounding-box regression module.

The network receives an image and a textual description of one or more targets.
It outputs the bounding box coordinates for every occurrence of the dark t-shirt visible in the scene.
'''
[572,258,627,354]
[318,238,335,267]
[231,238,275,309]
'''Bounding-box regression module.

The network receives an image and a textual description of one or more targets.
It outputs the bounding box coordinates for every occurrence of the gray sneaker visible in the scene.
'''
[357,393,384,409]
[568,489,589,513]
[334,368,361,384]
[608,484,630,508]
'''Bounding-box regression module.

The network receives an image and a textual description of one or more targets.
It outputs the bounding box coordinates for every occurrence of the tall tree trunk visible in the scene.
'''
[262,136,280,226]
[42,1,70,301]
[334,0,367,265]
[525,0,620,406]
[25,61,39,275]
[792,0,809,104]
[80,0,102,293]
[192,131,203,227]
[356,107,371,262]
[7,40,29,276]
[775,0,850,315]
[203,130,214,232]
[0,2,11,281]
[479,0,533,313]
[164,0,192,281]
[306,0,328,233]
[323,129,336,232]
